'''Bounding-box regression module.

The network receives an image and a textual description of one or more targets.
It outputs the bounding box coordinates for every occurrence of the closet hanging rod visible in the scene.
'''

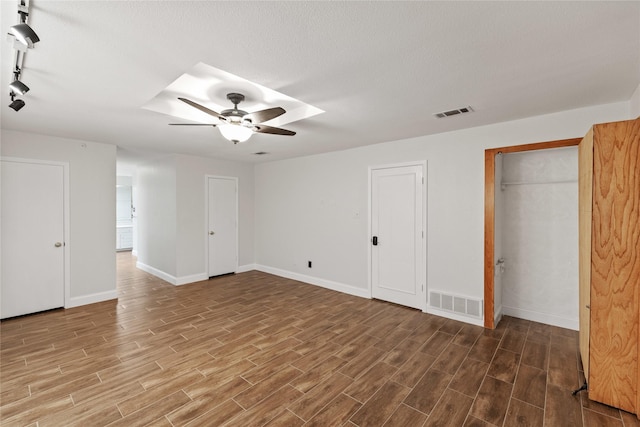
[501,179,577,189]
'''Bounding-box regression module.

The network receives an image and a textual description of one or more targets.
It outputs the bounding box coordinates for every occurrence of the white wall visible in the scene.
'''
[501,147,578,329]
[136,156,177,277]
[1,130,117,305]
[136,153,254,284]
[630,83,640,118]
[254,101,629,325]
[175,154,254,278]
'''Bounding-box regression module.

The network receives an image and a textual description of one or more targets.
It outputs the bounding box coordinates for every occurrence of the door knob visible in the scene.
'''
[54,242,62,247]
[209,231,215,235]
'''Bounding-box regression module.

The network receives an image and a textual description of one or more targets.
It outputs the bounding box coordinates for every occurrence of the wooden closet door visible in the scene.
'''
[578,127,593,380]
[588,118,640,413]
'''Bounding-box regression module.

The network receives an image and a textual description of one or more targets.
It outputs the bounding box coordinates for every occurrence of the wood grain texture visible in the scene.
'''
[484,149,496,329]
[588,118,640,414]
[0,253,627,426]
[579,126,594,381]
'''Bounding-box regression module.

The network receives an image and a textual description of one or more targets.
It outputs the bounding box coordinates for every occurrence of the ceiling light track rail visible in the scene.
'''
[7,0,40,112]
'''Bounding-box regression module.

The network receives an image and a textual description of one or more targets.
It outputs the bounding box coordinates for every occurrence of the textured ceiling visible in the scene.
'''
[1,1,639,168]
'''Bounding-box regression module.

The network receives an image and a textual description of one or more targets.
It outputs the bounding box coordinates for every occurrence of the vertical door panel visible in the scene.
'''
[1,161,65,319]
[371,165,423,309]
[207,177,237,277]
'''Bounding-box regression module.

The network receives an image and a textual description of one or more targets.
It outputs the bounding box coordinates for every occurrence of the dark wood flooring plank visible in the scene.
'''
[0,254,595,427]
[469,376,512,426]
[504,398,544,427]
[426,388,474,427]
[350,381,411,426]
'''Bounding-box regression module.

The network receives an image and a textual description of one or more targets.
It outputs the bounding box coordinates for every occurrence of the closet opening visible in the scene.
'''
[483,138,581,329]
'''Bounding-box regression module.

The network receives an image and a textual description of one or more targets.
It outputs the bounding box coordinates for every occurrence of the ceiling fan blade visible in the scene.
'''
[178,97,226,121]
[253,124,296,136]
[169,123,216,126]
[244,107,285,124]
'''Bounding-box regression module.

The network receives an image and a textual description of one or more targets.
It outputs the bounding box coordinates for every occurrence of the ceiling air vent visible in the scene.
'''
[434,106,473,119]
[253,151,269,155]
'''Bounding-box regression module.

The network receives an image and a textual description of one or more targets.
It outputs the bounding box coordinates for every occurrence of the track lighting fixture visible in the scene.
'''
[8,22,39,49]
[9,92,25,111]
[6,1,39,112]
[9,79,29,95]
[7,1,39,49]
[9,68,29,94]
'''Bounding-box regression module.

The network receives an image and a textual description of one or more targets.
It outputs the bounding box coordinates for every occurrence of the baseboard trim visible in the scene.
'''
[136,262,230,286]
[254,265,370,299]
[502,306,578,330]
[494,304,503,327]
[424,306,484,327]
[237,264,257,273]
[176,273,208,286]
[136,261,177,284]
[66,289,118,308]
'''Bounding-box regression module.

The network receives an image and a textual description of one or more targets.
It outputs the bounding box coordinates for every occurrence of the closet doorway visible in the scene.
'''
[484,138,581,329]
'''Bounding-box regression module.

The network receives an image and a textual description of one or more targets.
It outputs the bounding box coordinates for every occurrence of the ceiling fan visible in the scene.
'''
[170,93,296,144]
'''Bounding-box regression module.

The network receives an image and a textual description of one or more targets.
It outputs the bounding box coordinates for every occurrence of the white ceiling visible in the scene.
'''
[1,1,639,168]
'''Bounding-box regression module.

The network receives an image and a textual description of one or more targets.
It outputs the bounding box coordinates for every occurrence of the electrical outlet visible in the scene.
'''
[308,261,312,268]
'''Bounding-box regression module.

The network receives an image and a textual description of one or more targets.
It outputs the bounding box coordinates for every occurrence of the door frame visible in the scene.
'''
[483,138,581,328]
[1,157,71,309]
[368,161,427,311]
[204,175,238,277]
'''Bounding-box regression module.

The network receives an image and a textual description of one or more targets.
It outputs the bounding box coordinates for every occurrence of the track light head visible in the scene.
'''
[9,79,29,95]
[8,23,40,48]
[9,98,25,111]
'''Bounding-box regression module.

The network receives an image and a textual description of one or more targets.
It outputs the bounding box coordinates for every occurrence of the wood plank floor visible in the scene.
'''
[1,252,638,426]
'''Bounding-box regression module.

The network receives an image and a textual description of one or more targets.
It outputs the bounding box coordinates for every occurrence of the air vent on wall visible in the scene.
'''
[434,106,473,119]
[429,290,483,319]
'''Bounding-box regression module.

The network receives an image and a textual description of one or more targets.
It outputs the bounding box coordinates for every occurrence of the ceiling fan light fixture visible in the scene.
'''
[8,23,40,49]
[219,123,253,144]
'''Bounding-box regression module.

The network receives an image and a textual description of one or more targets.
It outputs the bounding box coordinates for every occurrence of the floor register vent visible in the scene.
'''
[429,290,483,319]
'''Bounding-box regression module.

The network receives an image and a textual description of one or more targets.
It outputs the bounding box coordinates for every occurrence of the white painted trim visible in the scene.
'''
[494,304,503,327]
[176,273,208,286]
[502,305,578,331]
[255,265,370,299]
[131,249,138,257]
[368,161,428,311]
[67,290,118,308]
[205,175,239,278]
[136,261,207,286]
[1,157,71,311]
[425,307,484,327]
[237,264,257,273]
[136,261,177,285]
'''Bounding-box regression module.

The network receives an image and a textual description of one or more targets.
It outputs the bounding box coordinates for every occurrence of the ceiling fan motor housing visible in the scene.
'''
[222,93,250,123]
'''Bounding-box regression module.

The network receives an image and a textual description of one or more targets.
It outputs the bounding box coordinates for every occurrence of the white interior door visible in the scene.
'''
[371,164,424,309]
[1,160,65,319]
[207,177,238,277]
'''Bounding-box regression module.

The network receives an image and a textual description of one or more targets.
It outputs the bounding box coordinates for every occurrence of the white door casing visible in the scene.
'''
[207,176,238,277]
[1,159,68,319]
[370,163,426,310]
